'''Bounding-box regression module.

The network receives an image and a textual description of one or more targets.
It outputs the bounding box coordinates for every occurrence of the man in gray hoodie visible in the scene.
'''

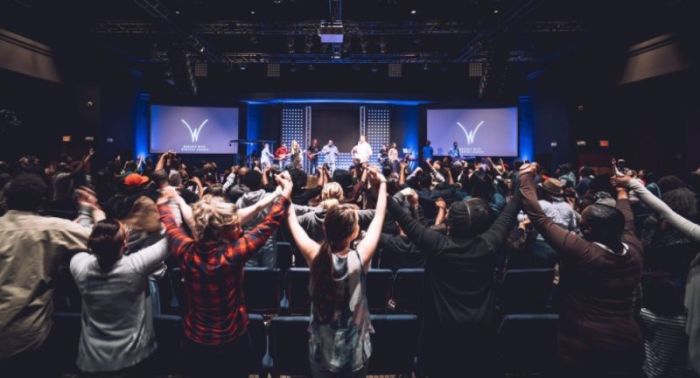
[235,170,281,268]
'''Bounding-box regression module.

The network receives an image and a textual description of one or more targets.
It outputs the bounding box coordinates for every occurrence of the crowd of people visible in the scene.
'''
[1,144,700,378]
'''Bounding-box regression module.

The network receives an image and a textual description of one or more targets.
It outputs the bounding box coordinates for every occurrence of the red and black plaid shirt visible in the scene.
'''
[158,196,289,345]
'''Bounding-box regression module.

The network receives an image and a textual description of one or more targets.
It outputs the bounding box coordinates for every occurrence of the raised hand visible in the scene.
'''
[435,197,447,211]
[275,172,293,198]
[519,162,538,176]
[610,175,632,189]
[368,166,387,186]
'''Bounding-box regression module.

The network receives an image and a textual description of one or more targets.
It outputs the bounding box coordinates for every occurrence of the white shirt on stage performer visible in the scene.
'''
[352,135,373,164]
[260,143,273,169]
[321,140,339,174]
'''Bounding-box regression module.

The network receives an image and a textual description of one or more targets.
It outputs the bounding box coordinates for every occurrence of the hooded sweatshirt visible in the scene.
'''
[236,189,280,265]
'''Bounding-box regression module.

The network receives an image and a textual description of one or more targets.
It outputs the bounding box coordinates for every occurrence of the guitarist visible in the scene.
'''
[305,138,321,174]
[275,143,290,169]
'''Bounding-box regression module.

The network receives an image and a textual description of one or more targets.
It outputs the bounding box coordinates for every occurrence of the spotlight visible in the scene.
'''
[174,10,181,15]
[199,46,205,53]
[250,10,256,15]
[239,64,247,71]
[410,9,417,14]
[493,9,499,14]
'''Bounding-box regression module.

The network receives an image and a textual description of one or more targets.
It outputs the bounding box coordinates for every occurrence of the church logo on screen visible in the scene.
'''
[456,121,484,145]
[181,119,208,143]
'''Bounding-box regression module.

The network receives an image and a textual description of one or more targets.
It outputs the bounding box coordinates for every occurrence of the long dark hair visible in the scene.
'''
[88,219,125,271]
[311,204,359,323]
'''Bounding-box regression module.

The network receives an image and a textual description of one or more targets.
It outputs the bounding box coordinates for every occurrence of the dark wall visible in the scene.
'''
[0,70,98,161]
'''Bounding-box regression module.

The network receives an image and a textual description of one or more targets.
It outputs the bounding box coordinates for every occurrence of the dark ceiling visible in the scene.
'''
[0,0,696,99]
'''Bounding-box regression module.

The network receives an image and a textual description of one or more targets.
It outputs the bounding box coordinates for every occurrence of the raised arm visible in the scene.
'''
[236,187,282,225]
[613,184,635,237]
[519,165,590,260]
[388,188,448,255]
[479,178,521,248]
[157,188,195,257]
[620,177,700,243]
[356,169,388,271]
[225,175,292,264]
[399,161,407,186]
[434,198,447,226]
[155,151,170,172]
[287,201,321,266]
[126,238,169,275]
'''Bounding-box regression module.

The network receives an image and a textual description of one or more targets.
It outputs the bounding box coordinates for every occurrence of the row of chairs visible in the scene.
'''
[56,266,556,316]
[242,267,556,315]
[52,312,559,377]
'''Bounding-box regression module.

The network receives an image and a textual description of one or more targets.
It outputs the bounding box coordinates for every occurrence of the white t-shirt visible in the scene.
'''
[355,142,373,163]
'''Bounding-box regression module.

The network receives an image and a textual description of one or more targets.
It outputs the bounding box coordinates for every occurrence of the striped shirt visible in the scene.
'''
[640,308,688,378]
[158,196,289,345]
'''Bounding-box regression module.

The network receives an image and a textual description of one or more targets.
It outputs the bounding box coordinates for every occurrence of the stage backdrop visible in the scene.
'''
[150,105,239,154]
[427,107,518,157]
[312,106,360,151]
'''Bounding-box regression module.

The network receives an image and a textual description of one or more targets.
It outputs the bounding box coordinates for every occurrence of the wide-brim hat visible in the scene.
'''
[540,178,564,196]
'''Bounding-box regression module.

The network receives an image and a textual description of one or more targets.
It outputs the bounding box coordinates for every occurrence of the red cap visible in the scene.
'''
[124,173,150,187]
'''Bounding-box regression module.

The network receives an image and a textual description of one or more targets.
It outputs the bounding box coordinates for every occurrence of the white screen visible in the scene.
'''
[150,105,239,154]
[426,107,518,157]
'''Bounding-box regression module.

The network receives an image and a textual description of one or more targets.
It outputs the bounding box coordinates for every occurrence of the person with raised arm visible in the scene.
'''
[612,174,700,243]
[387,171,522,377]
[69,219,168,376]
[157,174,292,378]
[520,163,643,377]
[286,168,387,378]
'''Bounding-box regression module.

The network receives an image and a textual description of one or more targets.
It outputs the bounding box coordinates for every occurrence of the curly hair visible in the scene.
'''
[192,194,239,241]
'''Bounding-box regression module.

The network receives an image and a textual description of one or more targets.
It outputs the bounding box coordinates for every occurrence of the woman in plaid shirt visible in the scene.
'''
[157,174,293,378]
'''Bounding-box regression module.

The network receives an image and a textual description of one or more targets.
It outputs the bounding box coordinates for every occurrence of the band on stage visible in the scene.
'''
[234,137,477,175]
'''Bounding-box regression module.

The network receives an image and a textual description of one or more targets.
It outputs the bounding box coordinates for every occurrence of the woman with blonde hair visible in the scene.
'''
[321,181,344,202]
[157,174,292,378]
[287,168,387,377]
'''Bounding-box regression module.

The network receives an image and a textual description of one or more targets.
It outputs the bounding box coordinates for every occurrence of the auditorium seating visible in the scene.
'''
[366,268,394,312]
[243,267,283,313]
[368,314,419,375]
[50,309,559,376]
[498,313,559,375]
[151,314,184,375]
[270,316,311,377]
[286,267,311,314]
[392,268,424,313]
[52,312,81,374]
[500,268,555,314]
[48,248,566,376]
